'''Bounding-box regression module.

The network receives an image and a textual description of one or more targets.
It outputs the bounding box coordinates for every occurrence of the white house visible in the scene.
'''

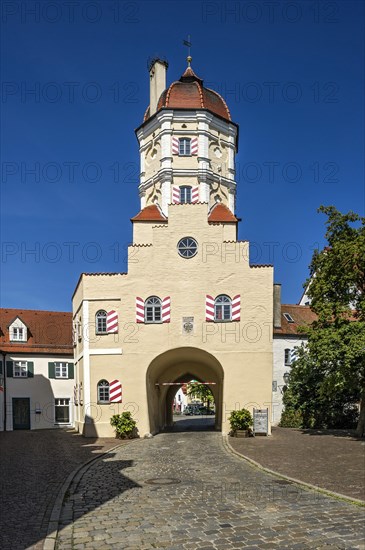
[272,299,317,425]
[0,309,74,431]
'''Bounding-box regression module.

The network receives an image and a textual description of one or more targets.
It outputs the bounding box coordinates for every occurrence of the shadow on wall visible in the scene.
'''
[0,415,139,550]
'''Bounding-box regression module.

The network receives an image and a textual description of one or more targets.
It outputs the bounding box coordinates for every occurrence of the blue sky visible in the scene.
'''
[1,0,364,311]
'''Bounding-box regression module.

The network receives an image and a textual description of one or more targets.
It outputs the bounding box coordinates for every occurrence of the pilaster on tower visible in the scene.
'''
[134,58,239,222]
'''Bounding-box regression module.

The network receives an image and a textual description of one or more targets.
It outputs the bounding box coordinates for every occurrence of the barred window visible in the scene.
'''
[96,310,107,334]
[97,380,110,403]
[145,296,162,323]
[214,295,232,321]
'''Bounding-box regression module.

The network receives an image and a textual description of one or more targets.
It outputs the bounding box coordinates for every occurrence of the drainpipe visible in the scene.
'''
[1,351,6,431]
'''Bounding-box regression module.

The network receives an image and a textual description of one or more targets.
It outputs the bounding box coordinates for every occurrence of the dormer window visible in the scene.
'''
[12,327,25,341]
[179,138,191,156]
[9,318,27,342]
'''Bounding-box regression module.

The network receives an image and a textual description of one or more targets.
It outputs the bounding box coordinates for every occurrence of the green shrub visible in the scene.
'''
[229,408,253,431]
[110,412,137,439]
[279,409,303,428]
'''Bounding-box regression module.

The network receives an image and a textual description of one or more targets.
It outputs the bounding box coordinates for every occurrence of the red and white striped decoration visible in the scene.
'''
[206,295,215,321]
[74,384,78,405]
[106,310,118,333]
[136,297,145,323]
[79,381,83,405]
[232,294,241,321]
[109,380,122,403]
[172,137,179,155]
[172,186,180,203]
[162,296,171,323]
[191,137,198,155]
[191,186,199,203]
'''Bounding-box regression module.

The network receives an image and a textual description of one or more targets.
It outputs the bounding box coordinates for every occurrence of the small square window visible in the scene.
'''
[14,361,28,377]
[179,138,191,156]
[11,327,26,341]
[55,363,68,378]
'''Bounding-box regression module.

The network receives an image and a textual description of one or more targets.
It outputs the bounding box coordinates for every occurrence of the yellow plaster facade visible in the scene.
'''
[72,60,274,438]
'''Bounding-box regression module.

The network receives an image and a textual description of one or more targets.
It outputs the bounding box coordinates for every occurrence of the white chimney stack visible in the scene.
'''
[149,58,168,117]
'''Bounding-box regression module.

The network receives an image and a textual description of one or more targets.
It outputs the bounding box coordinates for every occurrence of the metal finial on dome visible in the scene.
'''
[187,55,192,67]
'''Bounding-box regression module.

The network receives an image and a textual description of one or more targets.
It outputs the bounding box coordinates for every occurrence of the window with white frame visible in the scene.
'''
[11,327,26,341]
[180,186,192,204]
[96,310,107,334]
[13,361,28,377]
[145,296,162,323]
[284,348,292,366]
[179,138,191,156]
[55,362,68,379]
[214,295,232,321]
[55,398,70,423]
[97,380,110,403]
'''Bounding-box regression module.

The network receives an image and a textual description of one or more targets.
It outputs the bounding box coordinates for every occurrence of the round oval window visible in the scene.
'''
[177,237,198,258]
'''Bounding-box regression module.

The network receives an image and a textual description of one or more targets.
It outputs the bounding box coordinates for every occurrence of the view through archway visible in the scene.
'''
[146,347,224,434]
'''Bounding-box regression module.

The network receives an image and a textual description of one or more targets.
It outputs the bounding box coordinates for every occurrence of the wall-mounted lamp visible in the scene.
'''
[283,372,290,384]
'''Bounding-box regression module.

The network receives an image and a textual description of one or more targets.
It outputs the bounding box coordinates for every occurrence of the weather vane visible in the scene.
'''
[183,35,192,65]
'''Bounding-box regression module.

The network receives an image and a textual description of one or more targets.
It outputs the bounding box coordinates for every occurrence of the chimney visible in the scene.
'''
[149,58,168,116]
[273,283,282,329]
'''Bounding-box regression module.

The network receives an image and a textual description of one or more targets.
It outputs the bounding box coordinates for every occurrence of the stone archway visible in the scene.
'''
[146,347,224,434]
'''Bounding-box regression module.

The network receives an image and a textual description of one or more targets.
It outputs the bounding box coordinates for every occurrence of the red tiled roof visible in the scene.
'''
[208,203,239,223]
[274,305,317,335]
[131,204,167,222]
[0,308,73,355]
[144,65,231,122]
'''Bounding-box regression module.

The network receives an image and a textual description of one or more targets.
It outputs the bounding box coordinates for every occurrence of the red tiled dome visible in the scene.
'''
[143,66,231,122]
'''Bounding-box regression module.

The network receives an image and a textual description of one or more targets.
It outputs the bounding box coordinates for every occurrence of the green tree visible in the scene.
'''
[283,206,365,436]
[186,382,215,410]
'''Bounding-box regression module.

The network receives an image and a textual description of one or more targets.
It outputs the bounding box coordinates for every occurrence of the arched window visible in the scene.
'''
[214,295,232,321]
[96,310,107,334]
[179,138,191,156]
[97,380,110,403]
[180,186,192,204]
[145,296,162,323]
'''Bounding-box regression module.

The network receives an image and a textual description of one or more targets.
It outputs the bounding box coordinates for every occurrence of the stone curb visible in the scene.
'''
[42,439,140,550]
[222,435,365,508]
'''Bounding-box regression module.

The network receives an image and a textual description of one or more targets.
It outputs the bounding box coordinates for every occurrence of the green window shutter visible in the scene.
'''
[6,361,13,377]
[27,362,34,378]
[48,362,55,379]
[68,363,74,379]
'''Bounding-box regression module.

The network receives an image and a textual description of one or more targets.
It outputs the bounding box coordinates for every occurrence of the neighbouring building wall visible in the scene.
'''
[272,336,307,425]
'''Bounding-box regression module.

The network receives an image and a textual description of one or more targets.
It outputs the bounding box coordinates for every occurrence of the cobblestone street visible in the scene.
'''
[56,425,365,550]
[0,429,122,550]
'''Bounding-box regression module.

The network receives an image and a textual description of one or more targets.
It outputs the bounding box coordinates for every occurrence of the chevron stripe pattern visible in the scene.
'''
[106,310,118,333]
[172,186,180,203]
[162,296,171,323]
[109,379,122,403]
[191,186,199,203]
[206,295,215,321]
[172,137,179,154]
[231,295,241,321]
[290,348,298,363]
[136,297,145,323]
[191,137,198,155]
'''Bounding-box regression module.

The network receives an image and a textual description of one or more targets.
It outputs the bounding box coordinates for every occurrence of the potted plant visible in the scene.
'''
[110,412,138,439]
[229,408,253,437]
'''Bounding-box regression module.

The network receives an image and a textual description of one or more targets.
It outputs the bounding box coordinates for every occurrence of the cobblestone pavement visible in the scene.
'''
[56,423,365,550]
[229,427,365,501]
[0,429,123,550]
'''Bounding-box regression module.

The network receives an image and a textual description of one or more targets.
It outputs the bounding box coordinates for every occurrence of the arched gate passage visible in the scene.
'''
[146,347,224,434]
